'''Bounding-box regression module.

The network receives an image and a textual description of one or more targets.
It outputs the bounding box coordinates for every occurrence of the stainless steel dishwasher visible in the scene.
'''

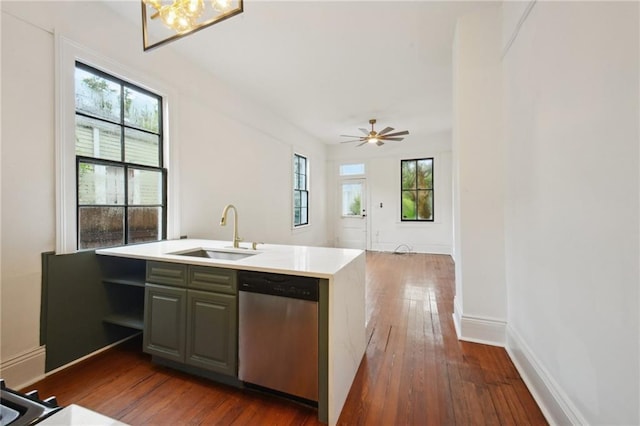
[238,271,319,402]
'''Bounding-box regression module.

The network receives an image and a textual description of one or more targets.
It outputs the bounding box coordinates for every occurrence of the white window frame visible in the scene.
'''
[55,34,180,254]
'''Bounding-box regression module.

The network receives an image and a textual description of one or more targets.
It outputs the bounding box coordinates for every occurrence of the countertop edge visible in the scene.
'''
[95,240,364,280]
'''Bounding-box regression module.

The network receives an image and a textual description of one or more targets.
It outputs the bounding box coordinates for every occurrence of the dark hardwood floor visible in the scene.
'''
[25,252,547,425]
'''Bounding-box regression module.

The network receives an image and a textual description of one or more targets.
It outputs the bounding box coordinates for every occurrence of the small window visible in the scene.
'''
[401,158,433,221]
[340,163,365,176]
[75,62,166,249]
[293,153,309,227]
[341,182,363,217]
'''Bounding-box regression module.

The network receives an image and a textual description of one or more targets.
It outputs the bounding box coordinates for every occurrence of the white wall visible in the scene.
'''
[327,130,453,254]
[452,5,506,346]
[1,10,55,386]
[503,2,639,425]
[1,1,327,387]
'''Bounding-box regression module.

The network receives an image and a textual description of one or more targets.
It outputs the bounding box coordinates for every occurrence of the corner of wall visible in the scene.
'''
[453,295,505,347]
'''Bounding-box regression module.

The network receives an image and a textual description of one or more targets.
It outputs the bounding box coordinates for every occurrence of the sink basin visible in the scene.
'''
[171,248,258,261]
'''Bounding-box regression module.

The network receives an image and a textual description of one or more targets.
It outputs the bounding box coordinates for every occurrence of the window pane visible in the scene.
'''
[340,163,365,176]
[297,173,306,190]
[124,87,160,133]
[128,168,163,205]
[417,190,433,220]
[125,128,160,167]
[301,191,308,208]
[401,190,417,220]
[294,190,301,208]
[300,208,308,225]
[78,206,124,249]
[75,67,121,122]
[128,207,162,243]
[401,161,416,190]
[342,183,362,216]
[417,159,433,189]
[78,162,125,205]
[75,115,121,161]
[294,208,301,225]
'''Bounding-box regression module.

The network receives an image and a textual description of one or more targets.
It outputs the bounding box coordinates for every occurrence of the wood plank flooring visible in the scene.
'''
[23,252,547,425]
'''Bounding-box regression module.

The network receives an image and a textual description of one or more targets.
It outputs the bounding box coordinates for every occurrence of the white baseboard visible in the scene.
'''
[0,346,46,390]
[370,242,452,255]
[452,296,506,346]
[506,327,587,426]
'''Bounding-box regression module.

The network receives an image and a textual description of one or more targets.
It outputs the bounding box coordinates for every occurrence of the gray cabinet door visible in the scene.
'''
[185,290,237,376]
[144,284,186,363]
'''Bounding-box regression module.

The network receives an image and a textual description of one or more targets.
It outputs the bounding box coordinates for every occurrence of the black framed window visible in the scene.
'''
[293,153,309,227]
[401,158,433,221]
[75,62,166,249]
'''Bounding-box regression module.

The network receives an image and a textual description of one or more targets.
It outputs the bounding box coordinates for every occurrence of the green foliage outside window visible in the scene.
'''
[349,194,361,216]
[401,158,433,221]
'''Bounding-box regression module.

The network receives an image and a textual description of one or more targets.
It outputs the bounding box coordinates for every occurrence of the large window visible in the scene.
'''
[75,62,166,249]
[293,153,309,227]
[401,158,433,221]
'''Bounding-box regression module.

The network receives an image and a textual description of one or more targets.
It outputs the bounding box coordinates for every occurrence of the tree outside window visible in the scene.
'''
[401,158,433,221]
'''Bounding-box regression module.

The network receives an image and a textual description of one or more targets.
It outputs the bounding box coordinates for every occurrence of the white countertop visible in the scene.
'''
[40,405,128,425]
[96,239,364,279]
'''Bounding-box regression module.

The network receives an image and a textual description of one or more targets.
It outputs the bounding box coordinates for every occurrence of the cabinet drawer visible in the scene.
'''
[189,266,237,294]
[146,261,187,287]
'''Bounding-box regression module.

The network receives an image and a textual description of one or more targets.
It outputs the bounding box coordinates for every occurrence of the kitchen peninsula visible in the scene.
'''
[96,239,366,425]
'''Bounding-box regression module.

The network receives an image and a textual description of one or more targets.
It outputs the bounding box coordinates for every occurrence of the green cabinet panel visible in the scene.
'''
[189,266,237,294]
[146,261,187,287]
[144,261,238,377]
[144,283,187,363]
[186,290,237,375]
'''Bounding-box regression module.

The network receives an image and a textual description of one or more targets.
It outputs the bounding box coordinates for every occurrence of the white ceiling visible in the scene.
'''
[107,1,496,145]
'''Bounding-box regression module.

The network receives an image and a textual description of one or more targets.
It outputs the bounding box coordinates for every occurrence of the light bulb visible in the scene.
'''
[369,137,379,144]
[159,5,178,27]
[182,0,204,18]
[161,5,193,33]
[211,0,232,12]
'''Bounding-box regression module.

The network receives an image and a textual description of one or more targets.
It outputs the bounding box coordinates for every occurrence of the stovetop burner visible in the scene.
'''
[0,379,62,426]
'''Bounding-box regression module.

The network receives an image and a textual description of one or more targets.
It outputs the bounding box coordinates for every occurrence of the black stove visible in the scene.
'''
[0,379,62,425]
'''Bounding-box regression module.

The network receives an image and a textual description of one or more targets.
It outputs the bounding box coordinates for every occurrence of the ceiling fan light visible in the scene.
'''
[368,137,378,144]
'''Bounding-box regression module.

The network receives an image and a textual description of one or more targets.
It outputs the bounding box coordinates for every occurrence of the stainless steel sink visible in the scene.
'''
[172,249,258,261]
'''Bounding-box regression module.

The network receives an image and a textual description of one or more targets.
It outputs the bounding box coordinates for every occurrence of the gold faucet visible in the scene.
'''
[220,204,242,248]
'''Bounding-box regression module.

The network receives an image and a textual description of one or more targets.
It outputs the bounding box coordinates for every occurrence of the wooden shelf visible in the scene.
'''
[103,312,144,331]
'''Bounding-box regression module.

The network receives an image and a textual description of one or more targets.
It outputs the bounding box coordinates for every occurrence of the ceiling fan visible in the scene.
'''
[340,119,409,147]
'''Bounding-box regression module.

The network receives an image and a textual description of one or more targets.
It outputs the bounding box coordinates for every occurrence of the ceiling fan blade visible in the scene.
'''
[376,141,385,146]
[340,134,365,138]
[381,130,409,138]
[377,126,394,136]
[340,139,364,143]
[380,137,404,141]
[357,140,369,147]
[359,128,369,136]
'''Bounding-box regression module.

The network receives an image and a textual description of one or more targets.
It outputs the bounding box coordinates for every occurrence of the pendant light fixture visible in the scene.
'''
[142,0,243,51]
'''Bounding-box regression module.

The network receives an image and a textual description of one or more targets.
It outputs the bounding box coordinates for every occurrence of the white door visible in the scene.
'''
[337,179,367,249]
